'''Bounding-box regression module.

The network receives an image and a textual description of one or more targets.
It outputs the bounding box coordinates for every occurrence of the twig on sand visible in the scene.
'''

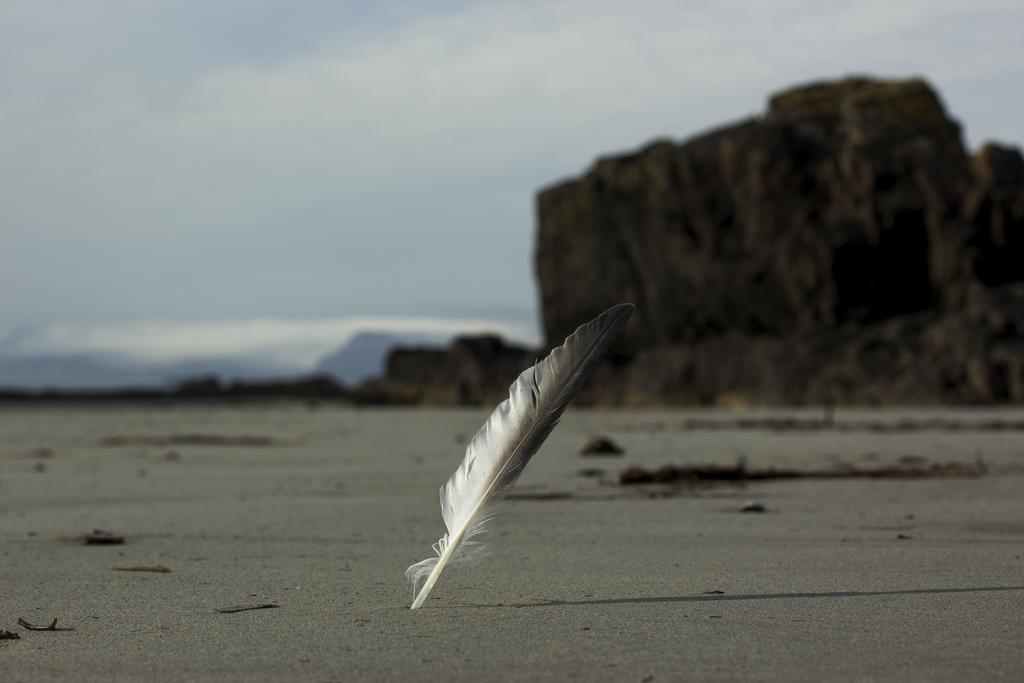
[214,603,279,614]
[112,564,171,573]
[17,617,73,632]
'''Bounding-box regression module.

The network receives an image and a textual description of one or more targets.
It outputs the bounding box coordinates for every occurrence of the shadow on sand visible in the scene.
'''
[462,585,1024,609]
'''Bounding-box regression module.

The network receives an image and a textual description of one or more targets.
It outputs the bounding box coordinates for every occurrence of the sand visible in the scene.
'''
[1,404,1022,681]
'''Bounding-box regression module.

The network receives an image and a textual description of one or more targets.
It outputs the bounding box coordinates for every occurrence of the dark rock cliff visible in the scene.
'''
[535,76,1024,404]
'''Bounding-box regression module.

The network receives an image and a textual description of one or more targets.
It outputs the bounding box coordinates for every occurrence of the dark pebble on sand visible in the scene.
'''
[580,436,624,456]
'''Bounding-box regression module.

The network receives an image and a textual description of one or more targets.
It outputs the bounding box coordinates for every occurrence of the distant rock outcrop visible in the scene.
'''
[316,331,443,386]
[536,76,1024,404]
[353,335,535,406]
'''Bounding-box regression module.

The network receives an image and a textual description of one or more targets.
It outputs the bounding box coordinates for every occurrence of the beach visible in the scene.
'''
[2,404,1022,681]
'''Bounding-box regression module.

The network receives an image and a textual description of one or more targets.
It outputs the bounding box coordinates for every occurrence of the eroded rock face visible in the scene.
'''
[965,144,1024,289]
[534,76,1024,405]
[539,78,972,346]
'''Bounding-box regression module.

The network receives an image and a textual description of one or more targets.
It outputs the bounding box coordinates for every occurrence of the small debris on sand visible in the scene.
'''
[17,617,71,631]
[0,629,20,640]
[214,603,279,614]
[84,529,125,545]
[113,564,171,573]
[740,500,766,513]
[577,467,607,478]
[580,436,624,456]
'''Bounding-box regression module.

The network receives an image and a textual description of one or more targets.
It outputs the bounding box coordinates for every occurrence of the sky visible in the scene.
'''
[1,0,1022,371]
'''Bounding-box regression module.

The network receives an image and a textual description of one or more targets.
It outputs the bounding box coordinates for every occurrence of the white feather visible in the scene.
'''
[406,303,634,609]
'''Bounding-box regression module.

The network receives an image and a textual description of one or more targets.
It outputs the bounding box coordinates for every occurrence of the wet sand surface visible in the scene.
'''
[1,405,1023,682]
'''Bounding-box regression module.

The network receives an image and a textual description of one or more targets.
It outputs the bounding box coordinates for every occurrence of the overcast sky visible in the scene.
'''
[2,1,1022,365]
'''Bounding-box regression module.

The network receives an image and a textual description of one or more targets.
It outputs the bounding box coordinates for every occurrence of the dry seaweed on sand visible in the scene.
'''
[619,460,985,485]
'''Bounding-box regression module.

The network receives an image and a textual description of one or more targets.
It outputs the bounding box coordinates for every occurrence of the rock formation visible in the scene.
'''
[352,335,535,406]
[535,76,1024,404]
[339,76,1022,407]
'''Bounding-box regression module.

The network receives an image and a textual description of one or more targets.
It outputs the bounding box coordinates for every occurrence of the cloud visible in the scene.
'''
[1,1,1022,331]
